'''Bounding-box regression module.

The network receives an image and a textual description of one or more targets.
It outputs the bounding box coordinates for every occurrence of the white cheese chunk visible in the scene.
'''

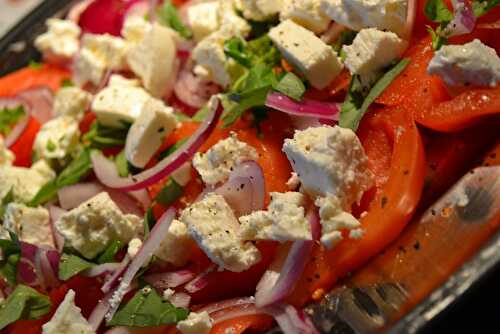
[108,74,141,87]
[53,87,92,121]
[42,290,95,334]
[320,0,408,37]
[187,1,221,41]
[217,0,252,37]
[343,28,407,84]
[35,19,81,61]
[0,137,14,166]
[177,311,213,334]
[125,98,178,168]
[269,19,343,89]
[193,134,258,185]
[3,203,54,248]
[239,192,311,242]
[180,193,261,272]
[0,160,55,203]
[154,219,194,267]
[280,0,330,34]
[163,288,176,301]
[33,116,81,161]
[55,192,141,259]
[240,0,284,21]
[427,39,500,87]
[192,32,232,88]
[127,237,142,258]
[127,23,177,98]
[92,85,151,127]
[121,15,152,44]
[282,125,373,209]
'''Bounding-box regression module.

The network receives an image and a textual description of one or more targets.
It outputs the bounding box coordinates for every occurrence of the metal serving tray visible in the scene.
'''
[1,1,499,332]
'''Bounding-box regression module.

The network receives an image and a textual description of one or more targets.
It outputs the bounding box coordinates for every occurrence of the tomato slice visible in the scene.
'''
[0,64,69,97]
[211,314,274,334]
[10,116,41,167]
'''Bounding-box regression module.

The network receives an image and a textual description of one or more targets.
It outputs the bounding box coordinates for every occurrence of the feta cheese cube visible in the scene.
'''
[73,48,107,87]
[154,219,194,267]
[280,0,330,34]
[53,87,92,121]
[42,289,94,334]
[343,28,407,83]
[320,0,408,37]
[35,19,81,61]
[0,160,55,203]
[193,134,259,185]
[0,137,14,166]
[192,32,232,87]
[239,192,311,241]
[180,193,261,272]
[127,237,142,258]
[108,74,141,87]
[125,98,178,168]
[122,15,152,44]
[127,24,177,98]
[269,20,343,89]
[33,116,81,161]
[92,85,151,127]
[55,192,141,259]
[187,1,221,41]
[177,311,213,334]
[282,125,373,209]
[3,203,54,248]
[240,0,284,21]
[427,39,500,87]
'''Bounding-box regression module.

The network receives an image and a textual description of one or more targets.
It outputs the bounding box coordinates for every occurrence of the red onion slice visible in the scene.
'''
[91,96,222,191]
[211,303,262,325]
[184,264,216,293]
[321,22,346,44]
[143,269,196,290]
[442,0,476,37]
[18,242,60,289]
[83,262,122,277]
[265,92,340,121]
[48,205,66,252]
[125,0,150,20]
[197,296,256,315]
[58,183,104,210]
[18,86,54,124]
[169,292,191,308]
[174,62,221,109]
[101,256,131,293]
[264,304,319,334]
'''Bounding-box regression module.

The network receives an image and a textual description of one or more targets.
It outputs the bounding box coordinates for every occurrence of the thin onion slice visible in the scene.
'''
[441,0,476,37]
[403,0,417,40]
[265,92,340,121]
[17,242,60,289]
[174,62,220,109]
[184,264,216,293]
[197,296,256,315]
[143,269,196,290]
[101,256,130,293]
[48,205,66,252]
[83,263,122,277]
[264,304,319,334]
[92,96,222,191]
[17,86,54,124]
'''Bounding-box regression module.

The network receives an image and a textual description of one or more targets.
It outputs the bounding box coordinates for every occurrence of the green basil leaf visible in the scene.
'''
[0,285,51,329]
[424,0,454,22]
[222,85,272,127]
[58,254,95,281]
[154,178,183,207]
[340,58,410,131]
[97,240,123,264]
[157,0,192,39]
[57,148,92,187]
[0,106,25,135]
[274,72,306,101]
[224,37,253,67]
[107,287,188,327]
[83,121,129,149]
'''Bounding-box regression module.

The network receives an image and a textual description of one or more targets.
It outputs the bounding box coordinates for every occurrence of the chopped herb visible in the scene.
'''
[154,178,183,207]
[58,254,95,281]
[340,58,410,131]
[157,0,192,39]
[28,60,42,69]
[0,234,20,285]
[60,78,74,87]
[0,285,51,330]
[0,106,25,135]
[274,72,306,101]
[83,121,130,149]
[107,286,188,327]
[0,188,14,219]
[424,0,454,49]
[143,208,156,238]
[97,240,123,264]
[332,30,357,61]
[222,85,272,127]
[115,150,129,177]
[472,0,500,16]
[46,140,57,152]
[191,106,210,122]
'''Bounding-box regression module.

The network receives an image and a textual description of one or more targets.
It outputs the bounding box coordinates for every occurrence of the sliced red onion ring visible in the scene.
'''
[104,208,176,322]
[211,303,262,325]
[403,0,417,40]
[441,0,476,37]
[18,86,54,124]
[0,97,30,147]
[321,22,346,44]
[101,255,131,293]
[184,264,216,293]
[264,304,319,334]
[83,262,122,277]
[174,62,220,109]
[92,96,222,191]
[214,161,265,217]
[169,292,191,308]
[18,242,60,289]
[143,269,196,290]
[197,296,256,315]
[104,326,134,334]
[39,249,59,288]
[265,92,340,121]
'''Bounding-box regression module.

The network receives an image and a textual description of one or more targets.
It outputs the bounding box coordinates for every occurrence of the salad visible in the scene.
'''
[0,0,499,333]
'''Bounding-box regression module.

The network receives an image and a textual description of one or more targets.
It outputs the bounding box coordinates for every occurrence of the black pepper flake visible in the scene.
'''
[429,163,437,171]
[314,273,320,279]
[306,277,313,283]
[431,208,436,216]
[423,88,428,93]
[381,196,388,208]
[413,241,421,250]
[293,42,299,47]
[403,170,409,175]
[158,127,165,133]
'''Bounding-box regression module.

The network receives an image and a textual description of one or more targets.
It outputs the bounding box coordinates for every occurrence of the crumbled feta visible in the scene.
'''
[35,19,80,61]
[0,160,55,203]
[154,219,194,267]
[217,0,252,37]
[55,192,141,259]
[108,74,141,87]
[187,1,220,41]
[343,28,407,84]
[127,23,177,98]
[162,288,175,301]
[280,0,330,33]
[3,203,54,248]
[320,0,408,37]
[192,32,232,87]
[42,290,94,334]
[125,98,177,168]
[269,20,343,89]
[53,87,92,121]
[240,0,284,21]
[180,193,261,272]
[92,85,151,127]
[172,162,193,187]
[315,195,361,248]
[286,172,301,190]
[427,39,500,87]
[33,116,80,161]
[282,125,373,209]
[193,134,258,185]
[0,137,14,166]
[127,237,142,258]
[122,15,152,44]
[73,33,128,86]
[239,192,311,241]
[177,311,213,334]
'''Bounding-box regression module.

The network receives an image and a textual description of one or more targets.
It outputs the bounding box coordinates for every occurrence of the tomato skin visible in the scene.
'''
[211,314,274,334]
[10,117,41,167]
[0,64,69,97]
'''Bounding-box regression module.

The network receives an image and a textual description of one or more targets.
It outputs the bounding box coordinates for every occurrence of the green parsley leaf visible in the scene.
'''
[224,38,253,67]
[427,25,448,50]
[472,0,500,17]
[83,121,130,149]
[97,240,123,264]
[0,235,20,285]
[115,150,129,177]
[0,188,14,218]
[154,178,183,207]
[424,0,454,22]
[107,286,188,327]
[143,208,156,238]
[0,106,25,135]
[224,36,281,70]
[340,58,410,131]
[157,0,192,39]
[0,285,51,330]
[61,78,74,87]
[58,254,95,281]
[274,72,306,101]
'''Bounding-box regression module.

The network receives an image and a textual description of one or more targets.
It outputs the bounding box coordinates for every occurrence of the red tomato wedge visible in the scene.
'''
[0,64,69,97]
